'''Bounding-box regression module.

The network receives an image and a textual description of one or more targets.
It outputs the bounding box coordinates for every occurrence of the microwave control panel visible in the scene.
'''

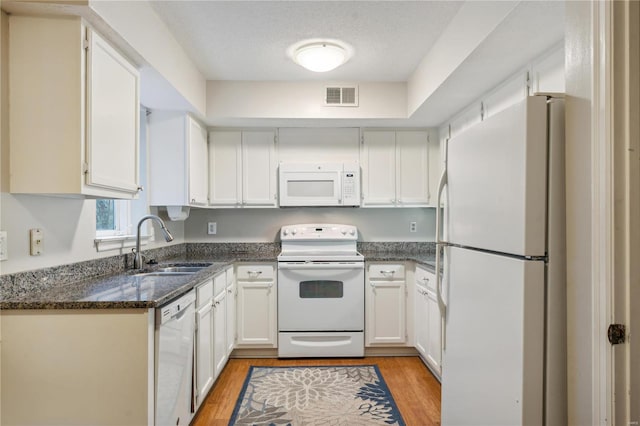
[342,167,361,206]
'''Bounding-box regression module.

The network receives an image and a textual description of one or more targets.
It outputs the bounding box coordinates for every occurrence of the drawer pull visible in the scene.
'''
[247,270,263,278]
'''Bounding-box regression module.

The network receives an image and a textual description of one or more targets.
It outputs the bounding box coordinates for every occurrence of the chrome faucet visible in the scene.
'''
[133,215,174,269]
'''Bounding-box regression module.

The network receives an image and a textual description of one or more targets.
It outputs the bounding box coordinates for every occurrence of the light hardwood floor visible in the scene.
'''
[192,356,441,426]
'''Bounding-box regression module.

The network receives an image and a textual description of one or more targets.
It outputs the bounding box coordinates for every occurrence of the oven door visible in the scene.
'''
[277,261,364,331]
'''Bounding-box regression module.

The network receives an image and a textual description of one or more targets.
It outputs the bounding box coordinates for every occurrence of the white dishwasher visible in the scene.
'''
[155,290,196,426]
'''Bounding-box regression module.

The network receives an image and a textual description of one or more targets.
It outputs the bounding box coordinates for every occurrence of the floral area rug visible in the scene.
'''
[228,365,405,426]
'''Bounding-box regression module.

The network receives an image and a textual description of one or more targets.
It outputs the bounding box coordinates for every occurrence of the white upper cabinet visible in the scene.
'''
[209,131,242,206]
[209,130,277,208]
[149,111,209,208]
[361,130,431,207]
[9,16,140,199]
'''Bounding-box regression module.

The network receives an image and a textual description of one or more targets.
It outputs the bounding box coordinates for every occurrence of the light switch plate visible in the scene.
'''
[30,228,43,256]
[0,231,8,261]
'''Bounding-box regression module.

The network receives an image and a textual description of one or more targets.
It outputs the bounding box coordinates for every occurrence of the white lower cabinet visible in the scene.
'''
[414,265,442,377]
[225,267,237,356]
[236,264,277,348]
[195,279,215,408]
[194,266,234,412]
[213,287,227,377]
[366,264,407,345]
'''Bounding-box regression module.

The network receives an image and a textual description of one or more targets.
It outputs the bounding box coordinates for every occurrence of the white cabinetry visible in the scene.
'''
[194,265,234,410]
[149,111,209,208]
[212,272,228,376]
[225,267,236,356]
[9,16,140,199]
[209,130,277,207]
[194,279,214,407]
[236,264,277,347]
[366,264,407,345]
[361,130,430,207]
[415,265,442,377]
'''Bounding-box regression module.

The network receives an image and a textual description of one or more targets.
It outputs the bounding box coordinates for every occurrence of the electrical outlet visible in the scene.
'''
[0,231,8,261]
[410,222,417,232]
[207,222,217,235]
[30,228,43,256]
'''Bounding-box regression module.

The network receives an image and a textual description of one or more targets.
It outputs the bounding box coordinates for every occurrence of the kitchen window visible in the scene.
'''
[94,107,150,251]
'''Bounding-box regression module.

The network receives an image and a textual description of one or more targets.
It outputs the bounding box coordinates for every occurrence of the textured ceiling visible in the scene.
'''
[149,0,465,81]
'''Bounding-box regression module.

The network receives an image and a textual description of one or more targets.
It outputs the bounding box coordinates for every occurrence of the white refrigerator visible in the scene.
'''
[436,95,567,425]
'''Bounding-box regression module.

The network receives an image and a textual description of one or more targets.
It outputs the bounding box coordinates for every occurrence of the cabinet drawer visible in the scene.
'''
[368,264,405,279]
[415,266,436,291]
[196,279,214,308]
[237,264,274,280]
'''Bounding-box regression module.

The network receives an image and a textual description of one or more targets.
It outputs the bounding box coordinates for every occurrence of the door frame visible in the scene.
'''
[611,1,640,424]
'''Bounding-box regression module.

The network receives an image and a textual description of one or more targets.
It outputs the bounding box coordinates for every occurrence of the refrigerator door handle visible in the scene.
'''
[435,167,448,350]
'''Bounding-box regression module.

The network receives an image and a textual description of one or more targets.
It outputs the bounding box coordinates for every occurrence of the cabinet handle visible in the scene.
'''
[268,282,273,289]
[191,198,196,203]
[137,186,144,192]
[422,277,430,283]
[247,270,263,278]
[380,270,396,277]
[370,282,376,288]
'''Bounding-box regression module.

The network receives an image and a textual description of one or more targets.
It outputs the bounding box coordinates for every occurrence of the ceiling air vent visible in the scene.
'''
[324,86,358,107]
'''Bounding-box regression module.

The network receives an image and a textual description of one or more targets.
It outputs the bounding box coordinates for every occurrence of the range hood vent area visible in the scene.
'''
[325,86,358,107]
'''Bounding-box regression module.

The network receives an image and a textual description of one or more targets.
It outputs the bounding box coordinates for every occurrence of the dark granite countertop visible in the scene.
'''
[360,250,436,272]
[1,242,436,310]
[1,252,279,310]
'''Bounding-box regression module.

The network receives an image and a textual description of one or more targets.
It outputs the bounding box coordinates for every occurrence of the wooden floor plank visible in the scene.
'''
[192,356,441,425]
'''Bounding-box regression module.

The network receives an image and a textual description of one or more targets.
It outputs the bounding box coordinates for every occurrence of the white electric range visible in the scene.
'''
[277,224,365,357]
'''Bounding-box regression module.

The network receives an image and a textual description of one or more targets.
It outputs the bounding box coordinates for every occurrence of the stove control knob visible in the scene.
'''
[291,228,298,235]
[349,229,356,236]
[283,229,289,236]
[341,228,347,235]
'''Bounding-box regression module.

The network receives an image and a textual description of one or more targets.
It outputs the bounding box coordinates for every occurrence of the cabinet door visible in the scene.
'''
[426,289,442,374]
[225,274,236,356]
[242,131,277,207]
[414,285,429,357]
[213,291,227,378]
[396,131,430,206]
[188,117,209,206]
[236,280,277,347]
[209,131,242,206]
[86,28,140,195]
[366,278,406,345]
[361,131,396,206]
[195,301,214,407]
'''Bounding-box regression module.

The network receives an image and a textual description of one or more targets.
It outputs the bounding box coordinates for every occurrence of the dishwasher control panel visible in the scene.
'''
[157,290,196,326]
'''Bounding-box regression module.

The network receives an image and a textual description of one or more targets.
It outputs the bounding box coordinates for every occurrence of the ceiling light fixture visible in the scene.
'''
[289,39,353,73]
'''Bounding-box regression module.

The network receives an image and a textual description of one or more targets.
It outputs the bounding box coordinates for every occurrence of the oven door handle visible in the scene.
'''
[278,262,365,270]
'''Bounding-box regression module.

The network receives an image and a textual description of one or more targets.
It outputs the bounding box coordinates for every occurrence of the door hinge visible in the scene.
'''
[82,162,89,174]
[525,70,531,95]
[83,38,89,51]
[361,135,364,145]
[480,101,485,121]
[608,323,626,345]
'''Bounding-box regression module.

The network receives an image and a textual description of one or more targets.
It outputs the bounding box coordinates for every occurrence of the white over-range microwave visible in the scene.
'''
[278,162,361,207]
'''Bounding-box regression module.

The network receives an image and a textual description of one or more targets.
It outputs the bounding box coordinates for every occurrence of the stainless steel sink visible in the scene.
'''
[134,271,196,277]
[156,266,207,273]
